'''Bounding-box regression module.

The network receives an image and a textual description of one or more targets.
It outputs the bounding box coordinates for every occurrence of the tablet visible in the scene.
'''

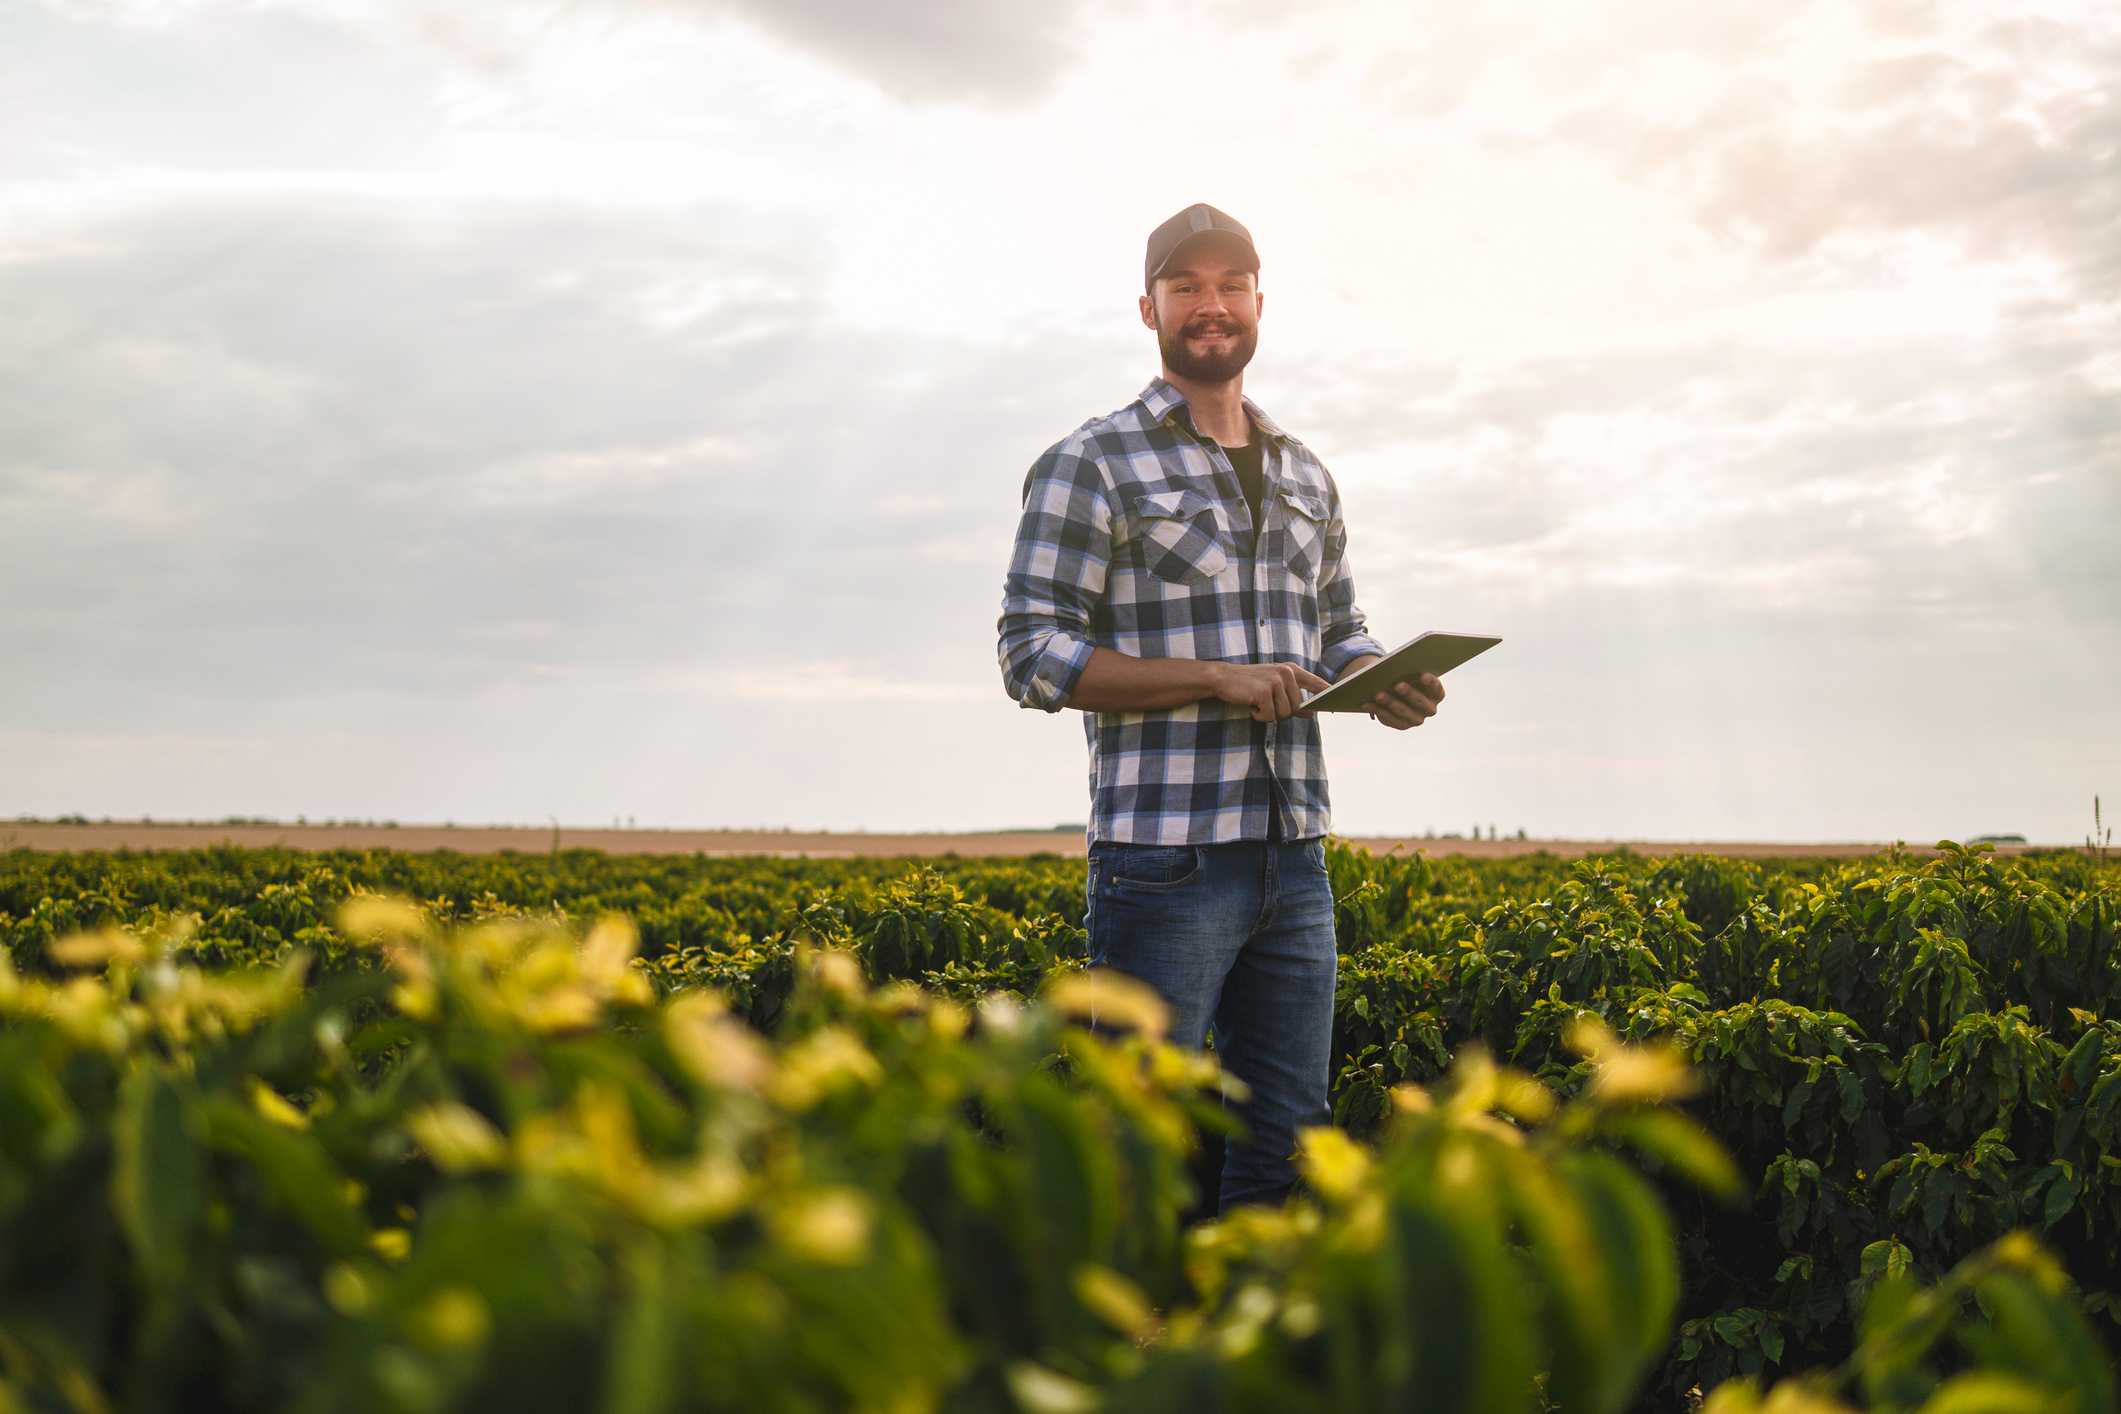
[1298,630,1502,713]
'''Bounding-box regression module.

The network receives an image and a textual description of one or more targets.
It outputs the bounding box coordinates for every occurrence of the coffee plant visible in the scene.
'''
[2,837,2115,1411]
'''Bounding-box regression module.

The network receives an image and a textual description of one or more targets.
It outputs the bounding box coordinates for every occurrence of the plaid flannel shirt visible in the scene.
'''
[996,373,1388,846]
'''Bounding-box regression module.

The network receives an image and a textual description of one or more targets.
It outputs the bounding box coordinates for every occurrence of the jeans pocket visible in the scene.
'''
[1099,844,1205,891]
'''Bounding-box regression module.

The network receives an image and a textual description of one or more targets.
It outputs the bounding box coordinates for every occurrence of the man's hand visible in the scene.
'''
[1339,653,1445,731]
[1207,661,1334,722]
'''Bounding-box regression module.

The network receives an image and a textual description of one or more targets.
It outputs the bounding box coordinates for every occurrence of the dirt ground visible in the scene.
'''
[0,822,2041,860]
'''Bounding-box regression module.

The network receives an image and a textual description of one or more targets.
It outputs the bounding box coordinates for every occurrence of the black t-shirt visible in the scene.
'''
[1222,436,1265,555]
[1217,435,1285,840]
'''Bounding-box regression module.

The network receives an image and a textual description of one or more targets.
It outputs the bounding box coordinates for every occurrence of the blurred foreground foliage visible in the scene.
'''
[4,839,2121,1407]
[0,873,2113,1412]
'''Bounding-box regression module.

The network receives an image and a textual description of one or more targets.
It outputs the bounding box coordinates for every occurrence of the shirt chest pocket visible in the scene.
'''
[1275,484,1330,581]
[1128,489,1229,586]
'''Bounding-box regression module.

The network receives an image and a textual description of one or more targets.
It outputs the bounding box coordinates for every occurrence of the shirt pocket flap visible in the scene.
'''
[1275,484,1330,523]
[1128,489,1227,584]
[1135,488,1216,522]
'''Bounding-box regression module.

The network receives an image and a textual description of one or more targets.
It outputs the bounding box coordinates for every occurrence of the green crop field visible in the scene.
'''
[3,839,2118,1412]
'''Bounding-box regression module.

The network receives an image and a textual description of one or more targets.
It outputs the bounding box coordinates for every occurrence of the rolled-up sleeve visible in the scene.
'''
[1316,476,1388,682]
[997,442,1113,712]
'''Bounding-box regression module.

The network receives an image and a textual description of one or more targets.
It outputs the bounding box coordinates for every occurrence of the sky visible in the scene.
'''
[2,0,2116,845]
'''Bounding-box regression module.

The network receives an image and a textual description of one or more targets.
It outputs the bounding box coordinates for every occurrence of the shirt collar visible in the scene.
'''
[1136,373,1291,446]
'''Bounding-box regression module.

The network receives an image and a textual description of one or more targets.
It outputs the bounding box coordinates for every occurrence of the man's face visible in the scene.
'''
[1142,237,1261,384]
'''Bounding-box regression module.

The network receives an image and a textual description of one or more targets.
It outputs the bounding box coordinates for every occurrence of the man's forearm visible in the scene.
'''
[1062,646,1224,712]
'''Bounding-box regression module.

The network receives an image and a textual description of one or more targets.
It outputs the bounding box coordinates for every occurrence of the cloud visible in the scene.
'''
[1302,320,2120,648]
[1533,4,2121,297]
[666,0,1095,109]
[0,188,1141,739]
[26,0,1103,109]
[421,431,760,511]
[7,0,2115,840]
[726,660,988,703]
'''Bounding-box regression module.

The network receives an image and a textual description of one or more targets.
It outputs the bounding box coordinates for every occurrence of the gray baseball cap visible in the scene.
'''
[1144,202,1259,293]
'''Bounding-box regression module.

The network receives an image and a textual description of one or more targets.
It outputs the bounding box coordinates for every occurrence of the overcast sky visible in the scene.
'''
[3,0,2115,844]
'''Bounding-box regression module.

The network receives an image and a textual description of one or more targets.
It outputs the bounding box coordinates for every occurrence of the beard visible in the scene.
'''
[1157,315,1257,383]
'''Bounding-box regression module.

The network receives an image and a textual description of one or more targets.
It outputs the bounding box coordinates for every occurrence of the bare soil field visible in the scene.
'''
[0,822,2042,860]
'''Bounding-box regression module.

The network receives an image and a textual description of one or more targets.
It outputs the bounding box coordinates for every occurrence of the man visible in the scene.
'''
[995,202,1444,1213]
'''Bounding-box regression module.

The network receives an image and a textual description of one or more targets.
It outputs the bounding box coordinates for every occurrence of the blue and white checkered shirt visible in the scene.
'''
[996,374,1388,846]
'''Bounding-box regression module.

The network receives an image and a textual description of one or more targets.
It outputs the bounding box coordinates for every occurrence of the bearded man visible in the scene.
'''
[996,202,1444,1213]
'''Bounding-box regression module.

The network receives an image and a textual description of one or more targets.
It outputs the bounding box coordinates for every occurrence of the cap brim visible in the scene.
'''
[1150,230,1258,281]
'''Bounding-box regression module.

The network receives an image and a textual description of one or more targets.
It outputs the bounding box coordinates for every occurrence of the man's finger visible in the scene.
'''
[1375,692,1423,728]
[1365,695,1416,725]
[1283,666,1312,718]
[1381,700,1421,729]
[1391,683,1437,716]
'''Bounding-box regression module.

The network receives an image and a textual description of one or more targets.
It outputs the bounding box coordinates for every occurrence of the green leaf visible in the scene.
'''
[198,1094,367,1257]
[1498,1152,1626,1414]
[1913,1371,2066,1414]
[1007,1362,1100,1414]
[113,1064,205,1290]
[1782,1079,1815,1132]
[2061,1029,2103,1094]
[1599,1109,1744,1203]
[1856,1272,1955,1410]
[2042,1174,2078,1232]
[1564,1150,1679,1399]
[602,1239,677,1414]
[1857,1238,1914,1282]
[1837,1066,1867,1124]
[1702,1375,1766,1413]
[1382,1190,1538,1414]
[1960,1269,2117,1414]
[1907,1044,1936,1096]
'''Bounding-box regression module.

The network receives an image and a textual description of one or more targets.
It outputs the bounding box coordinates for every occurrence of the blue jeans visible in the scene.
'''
[1082,835,1338,1214]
